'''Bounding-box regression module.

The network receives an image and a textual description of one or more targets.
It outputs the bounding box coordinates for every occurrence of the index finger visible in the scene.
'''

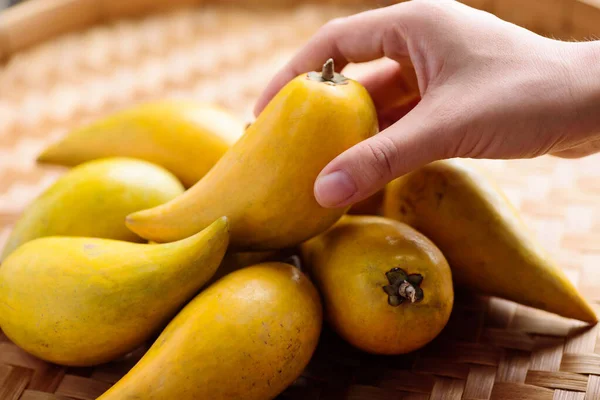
[253,3,412,116]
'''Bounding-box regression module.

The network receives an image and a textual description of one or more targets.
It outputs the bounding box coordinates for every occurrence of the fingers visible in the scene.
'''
[254,4,413,116]
[338,58,420,130]
[314,101,446,208]
[347,58,421,130]
[354,58,421,112]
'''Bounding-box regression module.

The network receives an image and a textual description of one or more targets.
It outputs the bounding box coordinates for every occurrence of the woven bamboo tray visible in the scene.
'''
[1,0,600,399]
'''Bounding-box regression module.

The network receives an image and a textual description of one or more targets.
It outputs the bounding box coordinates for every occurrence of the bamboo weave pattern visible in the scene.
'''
[1,3,600,399]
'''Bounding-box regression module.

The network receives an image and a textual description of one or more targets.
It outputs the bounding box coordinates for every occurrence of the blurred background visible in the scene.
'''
[0,0,15,10]
[0,0,23,10]
[0,1,600,398]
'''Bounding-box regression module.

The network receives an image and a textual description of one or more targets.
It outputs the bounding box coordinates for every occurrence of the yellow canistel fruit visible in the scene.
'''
[37,101,245,187]
[126,59,379,250]
[301,215,453,355]
[1,157,184,261]
[97,262,322,400]
[383,159,596,323]
[0,217,229,366]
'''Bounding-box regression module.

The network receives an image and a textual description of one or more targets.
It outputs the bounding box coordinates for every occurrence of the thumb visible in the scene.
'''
[314,102,447,208]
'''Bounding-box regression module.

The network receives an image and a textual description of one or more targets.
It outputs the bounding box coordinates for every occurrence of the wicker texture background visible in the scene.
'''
[1,1,600,399]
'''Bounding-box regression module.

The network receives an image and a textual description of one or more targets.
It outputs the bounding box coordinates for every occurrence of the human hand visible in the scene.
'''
[254,0,600,208]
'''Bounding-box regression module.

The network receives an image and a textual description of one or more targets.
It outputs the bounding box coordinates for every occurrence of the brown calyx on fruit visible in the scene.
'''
[307,58,348,85]
[382,267,424,306]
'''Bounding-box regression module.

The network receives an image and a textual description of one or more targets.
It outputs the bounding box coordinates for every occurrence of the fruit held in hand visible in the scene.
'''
[0,217,229,366]
[383,159,596,322]
[301,215,453,354]
[126,59,378,250]
[98,262,322,400]
[37,101,244,187]
[1,157,183,261]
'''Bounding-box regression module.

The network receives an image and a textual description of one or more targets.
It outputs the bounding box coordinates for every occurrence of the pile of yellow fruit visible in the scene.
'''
[0,60,595,400]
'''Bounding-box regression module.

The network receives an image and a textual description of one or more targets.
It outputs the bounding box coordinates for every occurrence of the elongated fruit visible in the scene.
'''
[301,215,453,354]
[37,101,245,187]
[97,262,322,400]
[383,159,596,322]
[1,158,184,261]
[126,59,378,250]
[0,217,229,366]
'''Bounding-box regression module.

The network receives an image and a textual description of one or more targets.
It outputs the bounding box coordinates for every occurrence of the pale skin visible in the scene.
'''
[254,0,600,208]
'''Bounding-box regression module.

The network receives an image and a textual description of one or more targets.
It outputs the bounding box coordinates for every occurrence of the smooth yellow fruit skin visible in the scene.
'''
[126,73,378,250]
[37,101,245,187]
[0,217,229,366]
[98,262,322,400]
[1,157,184,261]
[301,215,453,355]
[383,159,597,323]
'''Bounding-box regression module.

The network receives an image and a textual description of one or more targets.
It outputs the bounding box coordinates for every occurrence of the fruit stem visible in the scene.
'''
[399,281,417,303]
[306,58,347,84]
[322,58,335,81]
[382,267,424,306]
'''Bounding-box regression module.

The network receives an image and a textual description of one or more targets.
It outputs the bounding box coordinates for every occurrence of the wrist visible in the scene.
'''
[560,40,600,139]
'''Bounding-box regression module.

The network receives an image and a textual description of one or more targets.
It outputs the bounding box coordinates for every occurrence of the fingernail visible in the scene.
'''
[315,170,357,207]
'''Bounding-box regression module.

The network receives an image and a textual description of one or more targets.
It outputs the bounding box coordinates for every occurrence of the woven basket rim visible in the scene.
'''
[3,0,600,63]
[0,0,396,62]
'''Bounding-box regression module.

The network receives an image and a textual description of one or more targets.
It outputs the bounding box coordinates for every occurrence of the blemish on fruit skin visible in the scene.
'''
[435,191,444,208]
